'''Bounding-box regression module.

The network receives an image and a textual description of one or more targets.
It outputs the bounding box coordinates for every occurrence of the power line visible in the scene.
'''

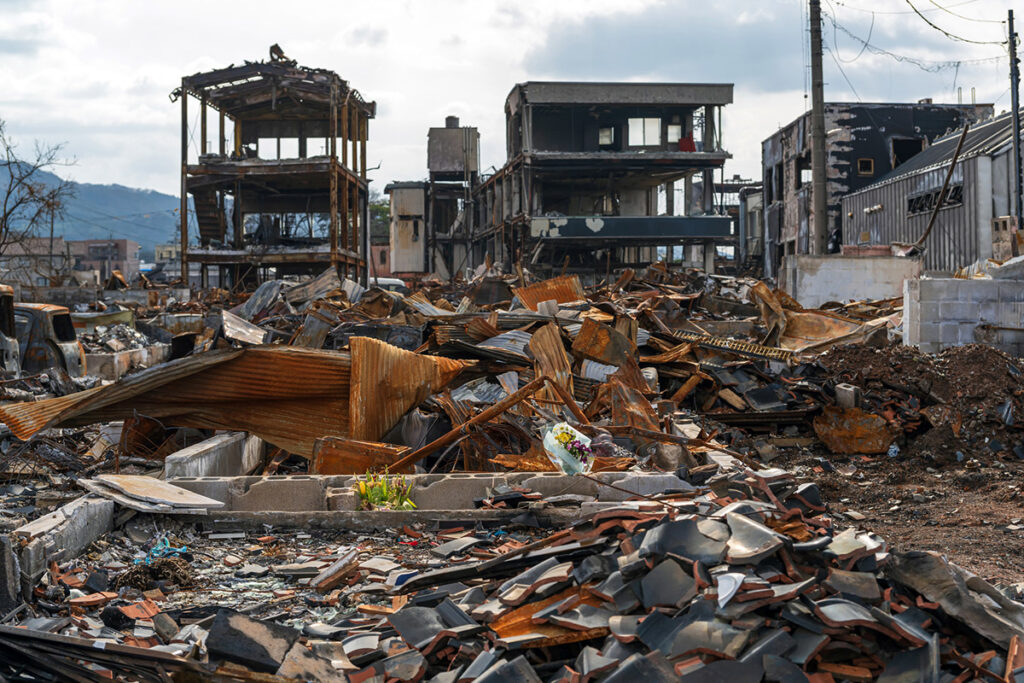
[825,43,862,101]
[834,0,978,16]
[903,0,1006,45]
[927,0,1004,24]
[834,9,874,63]
[823,11,1004,72]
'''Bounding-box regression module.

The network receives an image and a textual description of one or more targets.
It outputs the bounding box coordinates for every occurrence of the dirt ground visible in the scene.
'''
[778,449,1024,585]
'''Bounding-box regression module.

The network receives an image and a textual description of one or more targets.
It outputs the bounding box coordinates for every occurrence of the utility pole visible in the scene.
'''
[1009,10,1022,235]
[809,0,828,255]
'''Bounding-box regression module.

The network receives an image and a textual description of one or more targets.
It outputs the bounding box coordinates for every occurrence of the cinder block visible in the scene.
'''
[167,477,242,504]
[231,477,326,512]
[918,322,942,343]
[410,475,511,510]
[835,383,862,409]
[919,302,941,322]
[939,301,974,321]
[326,487,359,511]
[958,323,979,344]
[939,323,960,344]
[596,473,694,501]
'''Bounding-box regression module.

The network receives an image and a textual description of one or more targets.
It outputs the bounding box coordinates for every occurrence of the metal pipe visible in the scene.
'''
[387,376,588,472]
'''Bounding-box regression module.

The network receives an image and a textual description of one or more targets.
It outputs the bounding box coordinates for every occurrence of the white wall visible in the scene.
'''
[783,255,922,308]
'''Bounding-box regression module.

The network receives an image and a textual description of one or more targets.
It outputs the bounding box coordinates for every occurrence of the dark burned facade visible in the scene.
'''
[473,81,735,278]
[761,101,991,277]
[172,47,376,286]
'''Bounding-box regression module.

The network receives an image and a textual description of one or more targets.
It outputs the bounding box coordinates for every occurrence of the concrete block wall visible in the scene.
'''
[169,472,693,512]
[783,255,922,308]
[904,278,1024,354]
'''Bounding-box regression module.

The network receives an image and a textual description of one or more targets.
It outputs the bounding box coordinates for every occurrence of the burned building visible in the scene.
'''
[172,47,376,287]
[842,110,1023,273]
[474,82,735,278]
[385,117,480,279]
[761,101,992,277]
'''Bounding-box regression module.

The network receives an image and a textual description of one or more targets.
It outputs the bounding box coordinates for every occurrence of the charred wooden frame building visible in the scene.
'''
[473,82,735,277]
[172,49,375,286]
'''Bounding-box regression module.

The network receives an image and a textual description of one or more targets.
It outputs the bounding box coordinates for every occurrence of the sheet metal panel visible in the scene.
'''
[841,156,979,272]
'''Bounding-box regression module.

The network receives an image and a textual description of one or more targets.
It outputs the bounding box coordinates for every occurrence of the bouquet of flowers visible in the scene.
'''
[542,422,594,475]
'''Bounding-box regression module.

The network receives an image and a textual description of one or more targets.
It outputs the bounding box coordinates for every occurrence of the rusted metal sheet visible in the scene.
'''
[0,339,465,459]
[813,406,899,454]
[312,437,411,474]
[348,337,466,442]
[511,275,586,311]
[0,346,350,458]
[571,317,635,366]
[529,322,574,402]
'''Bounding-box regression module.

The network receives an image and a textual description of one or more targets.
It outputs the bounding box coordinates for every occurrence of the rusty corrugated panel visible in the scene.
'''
[348,337,466,442]
[570,317,636,366]
[511,275,586,311]
[311,437,411,474]
[0,346,351,458]
[528,323,573,402]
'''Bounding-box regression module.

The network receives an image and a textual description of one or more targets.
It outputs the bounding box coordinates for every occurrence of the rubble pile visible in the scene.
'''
[9,463,1024,680]
[1,264,1024,680]
[78,323,159,353]
[819,343,1024,462]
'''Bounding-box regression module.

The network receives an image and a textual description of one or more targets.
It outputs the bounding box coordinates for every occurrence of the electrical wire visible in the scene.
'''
[927,0,1004,24]
[834,0,977,15]
[903,0,1006,45]
[825,42,862,101]
[823,11,1004,72]
[833,8,874,63]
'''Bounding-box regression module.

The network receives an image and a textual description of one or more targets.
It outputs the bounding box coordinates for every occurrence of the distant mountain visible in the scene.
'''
[30,169,181,260]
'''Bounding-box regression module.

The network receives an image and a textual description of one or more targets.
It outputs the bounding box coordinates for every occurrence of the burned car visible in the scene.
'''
[14,303,86,377]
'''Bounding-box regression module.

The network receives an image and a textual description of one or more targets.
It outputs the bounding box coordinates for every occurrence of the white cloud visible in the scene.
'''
[0,0,1013,198]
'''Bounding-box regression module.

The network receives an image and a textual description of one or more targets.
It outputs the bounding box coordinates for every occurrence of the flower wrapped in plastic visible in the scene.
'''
[542,422,593,475]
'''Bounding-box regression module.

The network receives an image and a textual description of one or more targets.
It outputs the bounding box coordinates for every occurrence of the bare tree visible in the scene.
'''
[0,120,75,258]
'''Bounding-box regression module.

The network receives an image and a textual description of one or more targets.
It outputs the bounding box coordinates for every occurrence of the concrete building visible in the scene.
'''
[172,46,375,288]
[473,81,736,278]
[68,239,141,282]
[0,237,73,287]
[842,111,1023,273]
[761,101,992,278]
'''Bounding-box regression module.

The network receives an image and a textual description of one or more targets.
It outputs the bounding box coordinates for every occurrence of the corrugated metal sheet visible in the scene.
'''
[842,155,980,272]
[570,317,636,366]
[0,340,466,459]
[479,330,532,359]
[348,337,466,442]
[0,346,351,458]
[405,291,454,317]
[528,323,573,402]
[512,275,586,311]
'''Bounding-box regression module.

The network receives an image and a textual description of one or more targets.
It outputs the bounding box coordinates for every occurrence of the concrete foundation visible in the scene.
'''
[782,255,922,308]
[904,278,1024,354]
[163,432,264,479]
[170,471,692,512]
[85,344,170,381]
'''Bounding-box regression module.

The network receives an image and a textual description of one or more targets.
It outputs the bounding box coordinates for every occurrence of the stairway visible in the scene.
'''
[193,190,226,245]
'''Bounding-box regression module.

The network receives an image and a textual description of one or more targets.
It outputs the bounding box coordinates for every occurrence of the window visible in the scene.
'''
[857,158,874,176]
[379,249,387,265]
[907,184,963,216]
[667,124,682,144]
[52,313,77,342]
[628,118,662,146]
[598,127,615,145]
[891,137,925,167]
[412,220,420,242]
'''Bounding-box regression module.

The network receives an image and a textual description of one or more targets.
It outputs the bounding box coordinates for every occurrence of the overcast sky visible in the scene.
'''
[0,0,1016,198]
